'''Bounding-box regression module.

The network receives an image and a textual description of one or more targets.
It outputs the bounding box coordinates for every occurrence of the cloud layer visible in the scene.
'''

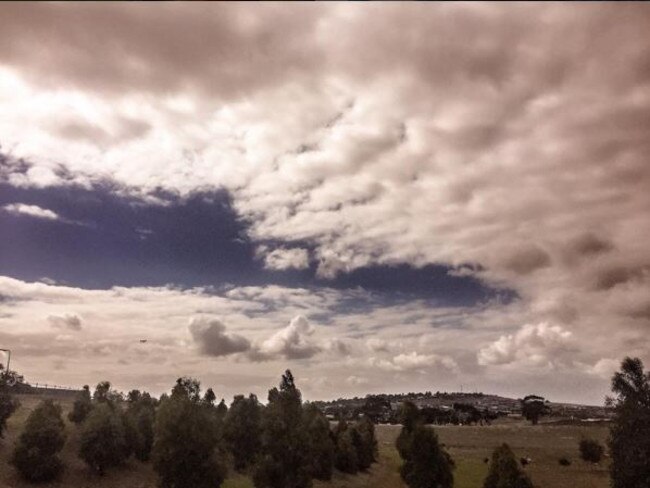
[0,3,649,403]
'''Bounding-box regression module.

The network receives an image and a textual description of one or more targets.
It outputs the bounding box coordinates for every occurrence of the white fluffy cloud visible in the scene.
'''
[257,246,310,271]
[252,315,321,361]
[477,322,574,368]
[3,203,60,221]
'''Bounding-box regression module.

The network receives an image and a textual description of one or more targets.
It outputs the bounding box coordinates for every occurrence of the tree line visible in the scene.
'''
[2,369,377,487]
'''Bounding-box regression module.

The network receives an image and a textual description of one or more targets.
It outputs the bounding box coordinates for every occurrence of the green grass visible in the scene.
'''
[0,395,610,488]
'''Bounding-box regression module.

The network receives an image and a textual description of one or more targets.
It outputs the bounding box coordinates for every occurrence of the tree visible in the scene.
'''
[253,370,312,488]
[79,403,130,475]
[579,438,604,463]
[125,389,156,462]
[0,373,19,438]
[520,395,550,425]
[303,404,335,480]
[92,380,123,405]
[11,400,66,482]
[397,424,454,488]
[68,385,93,424]
[224,394,262,472]
[355,416,378,470]
[483,443,533,488]
[152,377,226,488]
[396,401,454,488]
[608,357,650,488]
[334,420,359,474]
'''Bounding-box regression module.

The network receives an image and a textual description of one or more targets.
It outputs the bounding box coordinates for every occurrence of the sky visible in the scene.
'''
[0,2,649,406]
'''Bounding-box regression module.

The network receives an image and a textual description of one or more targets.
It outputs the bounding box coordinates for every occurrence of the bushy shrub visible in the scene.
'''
[0,379,19,438]
[355,416,377,471]
[79,403,130,475]
[68,385,92,424]
[397,422,454,488]
[483,443,533,488]
[558,457,571,466]
[152,377,226,488]
[334,421,359,474]
[579,438,604,463]
[11,400,66,482]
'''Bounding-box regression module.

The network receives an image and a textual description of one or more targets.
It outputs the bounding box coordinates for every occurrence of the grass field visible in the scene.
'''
[0,395,610,488]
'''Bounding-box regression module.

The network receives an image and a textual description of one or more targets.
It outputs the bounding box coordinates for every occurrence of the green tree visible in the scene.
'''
[355,415,378,470]
[396,401,454,488]
[520,395,549,425]
[68,385,93,424]
[125,389,156,462]
[334,421,359,474]
[253,370,312,488]
[152,377,226,488]
[79,403,130,475]
[609,357,650,488]
[303,404,335,480]
[0,375,19,438]
[483,443,533,488]
[11,399,66,482]
[224,393,262,472]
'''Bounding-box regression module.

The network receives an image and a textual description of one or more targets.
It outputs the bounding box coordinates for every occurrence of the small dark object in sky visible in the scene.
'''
[139,339,147,343]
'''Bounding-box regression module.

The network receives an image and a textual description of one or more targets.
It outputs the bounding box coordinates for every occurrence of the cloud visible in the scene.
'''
[258,246,310,271]
[367,338,390,352]
[251,315,321,361]
[3,203,60,220]
[188,317,251,357]
[47,313,82,331]
[477,322,574,368]
[373,352,459,374]
[0,4,649,404]
[325,338,351,356]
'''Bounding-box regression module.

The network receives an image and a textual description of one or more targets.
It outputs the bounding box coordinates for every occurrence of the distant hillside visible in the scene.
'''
[313,391,612,424]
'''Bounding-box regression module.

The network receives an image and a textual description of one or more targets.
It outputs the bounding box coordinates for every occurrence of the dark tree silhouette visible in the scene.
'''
[520,395,550,425]
[224,394,262,472]
[609,357,650,488]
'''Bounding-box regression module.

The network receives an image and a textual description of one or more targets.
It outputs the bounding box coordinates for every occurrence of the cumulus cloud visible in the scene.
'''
[251,315,321,361]
[188,317,251,357]
[47,313,82,331]
[372,352,459,374]
[0,4,649,403]
[257,246,310,271]
[3,203,60,220]
[367,338,390,352]
[477,322,575,368]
